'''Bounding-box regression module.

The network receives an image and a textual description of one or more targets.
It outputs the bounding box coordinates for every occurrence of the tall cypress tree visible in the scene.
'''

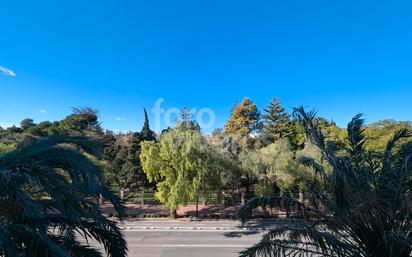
[140,107,157,141]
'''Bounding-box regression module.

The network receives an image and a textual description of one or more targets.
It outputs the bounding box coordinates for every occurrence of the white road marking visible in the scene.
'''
[129,244,251,248]
[125,228,256,232]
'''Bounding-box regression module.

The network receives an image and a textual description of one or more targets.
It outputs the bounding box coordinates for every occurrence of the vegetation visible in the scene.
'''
[104,108,156,199]
[239,139,300,197]
[1,96,411,256]
[0,135,127,257]
[225,97,261,139]
[236,107,412,257]
[1,101,410,210]
[140,125,233,218]
[262,98,294,143]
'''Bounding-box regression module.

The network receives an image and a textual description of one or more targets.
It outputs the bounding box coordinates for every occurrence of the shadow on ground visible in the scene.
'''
[224,220,281,238]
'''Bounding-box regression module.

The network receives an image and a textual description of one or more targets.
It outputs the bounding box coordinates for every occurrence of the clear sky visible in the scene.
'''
[1,0,411,133]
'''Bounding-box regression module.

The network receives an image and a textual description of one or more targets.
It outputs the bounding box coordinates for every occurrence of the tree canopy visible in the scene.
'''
[225,98,260,138]
[262,97,293,142]
[236,108,412,257]
[140,128,232,216]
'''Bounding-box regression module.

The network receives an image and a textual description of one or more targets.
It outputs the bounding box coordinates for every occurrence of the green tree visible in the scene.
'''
[140,108,157,141]
[240,139,300,197]
[105,108,157,199]
[289,119,306,150]
[105,136,135,199]
[237,108,412,257]
[225,98,260,138]
[176,107,200,132]
[26,121,52,137]
[263,98,293,142]
[140,129,223,218]
[20,118,35,130]
[365,119,412,151]
[0,135,127,257]
[23,108,103,137]
[316,117,347,149]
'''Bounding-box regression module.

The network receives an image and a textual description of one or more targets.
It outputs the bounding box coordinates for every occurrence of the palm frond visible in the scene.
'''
[263,224,360,257]
[0,135,127,257]
[239,239,331,257]
[383,129,411,170]
[236,196,309,223]
[346,114,365,162]
[237,110,412,257]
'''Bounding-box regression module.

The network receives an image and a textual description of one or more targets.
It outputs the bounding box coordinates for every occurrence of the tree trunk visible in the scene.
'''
[195,195,199,218]
[241,191,246,205]
[98,195,103,206]
[220,192,225,219]
[243,174,251,204]
[170,209,177,219]
[299,190,304,203]
[120,188,125,200]
[141,188,145,205]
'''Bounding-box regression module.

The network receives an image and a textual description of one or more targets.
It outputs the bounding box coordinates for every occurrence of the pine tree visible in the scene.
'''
[263,97,293,142]
[176,107,200,131]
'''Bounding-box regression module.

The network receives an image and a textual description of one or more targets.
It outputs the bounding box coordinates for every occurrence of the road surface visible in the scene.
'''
[117,220,274,257]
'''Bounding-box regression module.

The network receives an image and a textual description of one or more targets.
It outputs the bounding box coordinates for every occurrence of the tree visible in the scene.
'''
[365,119,412,151]
[222,97,262,201]
[20,118,35,130]
[225,98,260,138]
[0,135,127,257]
[140,108,157,141]
[289,119,306,150]
[263,98,293,143]
[316,117,347,149]
[236,107,412,257]
[240,139,300,197]
[105,137,136,199]
[140,129,223,218]
[57,107,102,135]
[0,126,23,153]
[26,121,52,137]
[175,107,200,132]
[104,108,157,199]
[23,108,103,137]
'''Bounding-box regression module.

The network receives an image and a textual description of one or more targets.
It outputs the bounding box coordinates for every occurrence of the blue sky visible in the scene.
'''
[1,0,411,133]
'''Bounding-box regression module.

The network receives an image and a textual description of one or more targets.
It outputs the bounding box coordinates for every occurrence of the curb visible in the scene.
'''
[121,226,268,232]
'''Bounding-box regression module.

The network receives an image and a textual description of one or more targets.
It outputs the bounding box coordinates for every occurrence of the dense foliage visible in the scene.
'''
[0,135,127,257]
[263,98,294,143]
[104,108,156,199]
[225,98,261,139]
[140,120,236,217]
[236,108,412,257]
[1,97,411,221]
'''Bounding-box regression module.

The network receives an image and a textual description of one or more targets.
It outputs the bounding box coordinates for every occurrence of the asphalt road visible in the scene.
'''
[118,220,272,257]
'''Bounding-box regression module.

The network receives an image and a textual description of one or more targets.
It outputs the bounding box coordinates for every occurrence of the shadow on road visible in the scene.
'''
[224,230,260,238]
[224,220,280,238]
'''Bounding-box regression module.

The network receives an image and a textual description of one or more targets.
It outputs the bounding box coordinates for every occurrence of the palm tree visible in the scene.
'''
[0,135,127,257]
[236,107,412,257]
